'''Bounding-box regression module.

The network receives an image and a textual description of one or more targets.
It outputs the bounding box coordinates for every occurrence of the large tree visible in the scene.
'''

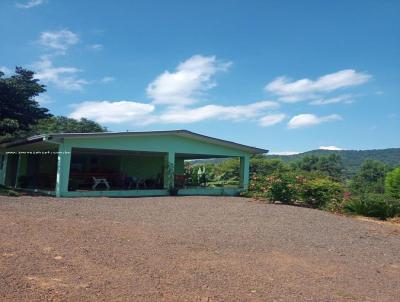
[0,67,50,137]
[350,159,390,194]
[31,116,107,134]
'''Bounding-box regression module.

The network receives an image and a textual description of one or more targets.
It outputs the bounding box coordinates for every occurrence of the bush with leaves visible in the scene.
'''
[344,193,400,220]
[300,177,344,208]
[385,167,400,199]
[247,172,302,203]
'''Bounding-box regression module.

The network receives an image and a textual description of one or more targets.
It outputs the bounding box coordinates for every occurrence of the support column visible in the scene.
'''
[0,154,8,186]
[55,143,72,197]
[14,154,27,188]
[164,152,175,189]
[239,156,250,190]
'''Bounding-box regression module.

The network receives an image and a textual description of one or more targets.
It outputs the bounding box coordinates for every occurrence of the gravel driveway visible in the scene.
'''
[0,196,399,301]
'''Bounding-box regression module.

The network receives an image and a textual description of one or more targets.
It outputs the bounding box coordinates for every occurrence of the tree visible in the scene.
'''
[292,154,343,180]
[250,157,289,176]
[385,167,400,199]
[0,67,50,137]
[350,159,390,194]
[31,116,107,134]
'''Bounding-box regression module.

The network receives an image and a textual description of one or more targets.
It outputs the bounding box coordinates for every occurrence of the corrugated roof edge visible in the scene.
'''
[1,130,268,154]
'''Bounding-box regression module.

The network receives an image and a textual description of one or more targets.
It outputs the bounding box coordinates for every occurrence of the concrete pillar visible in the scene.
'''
[55,144,72,197]
[163,152,175,189]
[0,154,7,186]
[14,154,27,188]
[239,156,250,190]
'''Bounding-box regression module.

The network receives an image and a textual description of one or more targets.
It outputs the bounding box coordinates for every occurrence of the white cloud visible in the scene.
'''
[32,56,88,91]
[88,44,103,51]
[259,113,286,127]
[35,94,52,105]
[157,101,278,124]
[69,101,155,123]
[265,69,371,102]
[287,114,342,129]
[319,146,343,150]
[39,29,79,51]
[0,66,12,75]
[101,76,115,83]
[16,0,44,9]
[310,94,353,105]
[68,100,277,126]
[269,151,300,155]
[147,55,231,105]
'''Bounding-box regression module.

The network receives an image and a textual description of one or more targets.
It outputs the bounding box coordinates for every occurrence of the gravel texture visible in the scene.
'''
[0,195,399,301]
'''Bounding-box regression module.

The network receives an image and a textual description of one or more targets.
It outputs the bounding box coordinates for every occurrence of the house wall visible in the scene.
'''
[120,155,164,179]
[62,134,249,157]
[175,157,185,175]
[55,134,251,197]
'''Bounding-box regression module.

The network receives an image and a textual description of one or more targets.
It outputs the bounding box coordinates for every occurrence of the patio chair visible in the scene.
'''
[92,176,110,190]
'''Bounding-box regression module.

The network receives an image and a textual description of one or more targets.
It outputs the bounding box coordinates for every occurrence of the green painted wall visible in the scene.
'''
[175,157,185,175]
[120,155,164,179]
[63,134,249,157]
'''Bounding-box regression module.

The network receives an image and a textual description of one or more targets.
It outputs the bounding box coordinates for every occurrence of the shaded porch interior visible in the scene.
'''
[68,148,166,191]
[4,142,58,191]
[5,144,244,194]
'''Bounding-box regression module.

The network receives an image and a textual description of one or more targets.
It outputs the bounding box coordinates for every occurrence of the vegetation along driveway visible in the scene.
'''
[1,196,399,301]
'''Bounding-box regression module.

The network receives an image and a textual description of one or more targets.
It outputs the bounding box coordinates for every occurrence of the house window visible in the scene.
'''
[0,155,4,170]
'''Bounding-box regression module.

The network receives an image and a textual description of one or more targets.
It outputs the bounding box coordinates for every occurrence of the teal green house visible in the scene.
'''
[0,130,267,197]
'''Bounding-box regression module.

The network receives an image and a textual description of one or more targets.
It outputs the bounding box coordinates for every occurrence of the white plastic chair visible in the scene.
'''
[92,177,110,190]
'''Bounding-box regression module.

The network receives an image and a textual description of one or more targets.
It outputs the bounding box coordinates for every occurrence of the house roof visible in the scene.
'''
[1,130,268,154]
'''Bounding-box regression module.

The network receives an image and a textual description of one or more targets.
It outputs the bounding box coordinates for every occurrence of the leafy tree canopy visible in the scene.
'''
[0,67,50,137]
[291,154,343,181]
[385,167,400,199]
[31,116,107,134]
[350,159,390,194]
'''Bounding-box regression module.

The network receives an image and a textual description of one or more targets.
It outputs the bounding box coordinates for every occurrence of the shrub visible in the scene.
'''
[385,167,400,199]
[344,193,400,220]
[300,178,343,209]
[248,172,301,203]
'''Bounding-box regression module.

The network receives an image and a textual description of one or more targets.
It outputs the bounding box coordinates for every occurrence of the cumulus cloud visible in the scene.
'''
[319,146,343,150]
[69,101,155,123]
[147,55,231,105]
[287,114,342,129]
[157,101,278,124]
[39,29,79,51]
[259,113,286,127]
[68,100,278,126]
[265,69,371,102]
[32,56,88,91]
[16,0,44,9]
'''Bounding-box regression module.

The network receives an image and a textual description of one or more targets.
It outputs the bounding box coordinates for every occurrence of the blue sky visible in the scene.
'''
[1,0,399,153]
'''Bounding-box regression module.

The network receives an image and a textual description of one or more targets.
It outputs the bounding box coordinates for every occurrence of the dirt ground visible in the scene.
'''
[1,196,399,301]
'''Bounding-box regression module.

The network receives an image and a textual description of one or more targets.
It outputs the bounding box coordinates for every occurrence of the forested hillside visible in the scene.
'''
[268,148,400,176]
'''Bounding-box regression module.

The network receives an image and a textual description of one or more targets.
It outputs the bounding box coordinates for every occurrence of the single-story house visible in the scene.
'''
[0,130,267,197]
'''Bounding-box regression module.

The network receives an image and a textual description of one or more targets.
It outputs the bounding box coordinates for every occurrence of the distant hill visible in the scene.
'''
[189,148,400,177]
[268,148,400,177]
